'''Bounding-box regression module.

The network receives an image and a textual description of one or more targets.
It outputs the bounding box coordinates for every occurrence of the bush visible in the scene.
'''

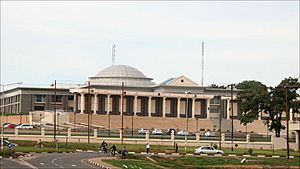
[248,148,253,155]
[212,143,218,149]
[0,148,15,157]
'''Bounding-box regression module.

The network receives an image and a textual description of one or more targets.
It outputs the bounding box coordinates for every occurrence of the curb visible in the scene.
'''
[88,159,110,169]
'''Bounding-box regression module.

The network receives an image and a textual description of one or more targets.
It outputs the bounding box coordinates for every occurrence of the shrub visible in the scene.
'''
[248,148,253,155]
[0,148,15,157]
[212,143,218,149]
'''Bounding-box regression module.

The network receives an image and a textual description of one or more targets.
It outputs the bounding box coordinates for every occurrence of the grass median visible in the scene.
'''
[104,155,300,168]
[8,140,300,157]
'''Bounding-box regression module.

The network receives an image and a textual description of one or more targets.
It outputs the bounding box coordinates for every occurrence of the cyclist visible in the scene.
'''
[109,144,117,157]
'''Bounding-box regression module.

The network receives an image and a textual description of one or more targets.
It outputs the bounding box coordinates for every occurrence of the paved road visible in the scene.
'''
[0,158,31,169]
[0,152,100,169]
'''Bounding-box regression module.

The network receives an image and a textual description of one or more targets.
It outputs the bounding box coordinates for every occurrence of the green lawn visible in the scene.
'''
[8,140,300,157]
[104,155,300,169]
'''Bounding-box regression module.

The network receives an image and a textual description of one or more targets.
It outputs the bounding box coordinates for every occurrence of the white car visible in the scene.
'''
[177,130,189,136]
[152,129,163,135]
[194,146,224,155]
[15,124,34,129]
[138,128,149,134]
[204,131,215,137]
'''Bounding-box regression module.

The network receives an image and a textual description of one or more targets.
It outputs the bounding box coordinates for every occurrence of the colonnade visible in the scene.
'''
[73,92,238,119]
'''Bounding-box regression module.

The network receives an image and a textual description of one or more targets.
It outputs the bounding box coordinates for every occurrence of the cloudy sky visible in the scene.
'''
[1,1,299,88]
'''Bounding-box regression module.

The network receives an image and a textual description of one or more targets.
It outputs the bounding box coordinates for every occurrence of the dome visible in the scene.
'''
[95,65,147,79]
[89,65,155,87]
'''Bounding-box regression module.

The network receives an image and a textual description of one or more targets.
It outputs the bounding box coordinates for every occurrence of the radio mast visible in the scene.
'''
[201,42,204,86]
[112,44,116,65]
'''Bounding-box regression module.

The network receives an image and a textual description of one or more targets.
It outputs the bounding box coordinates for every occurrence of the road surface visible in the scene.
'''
[0,152,100,169]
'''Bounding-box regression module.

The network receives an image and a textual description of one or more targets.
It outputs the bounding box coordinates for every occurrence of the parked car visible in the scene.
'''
[15,124,34,129]
[204,131,215,137]
[2,123,11,128]
[165,128,176,135]
[177,130,189,136]
[194,146,224,155]
[0,139,18,148]
[138,128,149,134]
[152,129,163,135]
[7,124,16,128]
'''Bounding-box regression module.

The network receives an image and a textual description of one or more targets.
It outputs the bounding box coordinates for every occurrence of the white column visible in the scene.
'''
[106,94,110,115]
[289,108,293,121]
[134,96,138,115]
[192,98,195,118]
[258,111,262,120]
[177,98,181,118]
[162,97,166,117]
[80,93,85,114]
[67,128,71,137]
[227,99,230,120]
[94,129,98,139]
[206,98,210,119]
[74,94,78,112]
[148,96,152,117]
[93,94,98,114]
[41,128,45,137]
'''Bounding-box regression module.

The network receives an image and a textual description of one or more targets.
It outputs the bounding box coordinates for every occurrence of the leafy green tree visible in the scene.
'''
[237,77,300,137]
[264,77,300,137]
[236,80,268,125]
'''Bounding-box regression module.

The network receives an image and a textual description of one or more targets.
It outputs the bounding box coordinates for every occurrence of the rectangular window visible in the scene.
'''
[210,97,220,105]
[35,95,45,102]
[51,95,62,102]
[68,95,74,101]
[34,106,45,111]
[68,107,74,112]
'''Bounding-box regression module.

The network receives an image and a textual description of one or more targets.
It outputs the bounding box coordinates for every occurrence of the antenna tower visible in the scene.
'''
[112,44,116,65]
[201,42,204,86]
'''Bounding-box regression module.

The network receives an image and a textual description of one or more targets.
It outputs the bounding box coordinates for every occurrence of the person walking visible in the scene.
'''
[146,143,150,154]
[175,143,178,153]
[121,146,127,159]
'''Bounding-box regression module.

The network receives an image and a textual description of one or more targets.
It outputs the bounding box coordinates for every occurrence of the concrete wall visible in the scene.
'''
[1,115,29,124]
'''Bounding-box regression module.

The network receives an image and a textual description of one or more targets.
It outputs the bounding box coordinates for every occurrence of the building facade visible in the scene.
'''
[70,65,243,120]
[0,87,74,115]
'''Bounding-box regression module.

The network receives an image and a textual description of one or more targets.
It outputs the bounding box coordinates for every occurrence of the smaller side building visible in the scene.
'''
[0,87,75,115]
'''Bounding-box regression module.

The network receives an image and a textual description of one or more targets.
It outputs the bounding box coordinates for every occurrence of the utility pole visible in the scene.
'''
[230,84,234,151]
[131,101,134,136]
[218,96,222,149]
[121,82,124,144]
[53,80,57,142]
[87,81,91,144]
[285,87,289,159]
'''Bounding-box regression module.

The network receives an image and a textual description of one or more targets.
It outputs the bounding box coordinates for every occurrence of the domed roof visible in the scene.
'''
[90,65,155,87]
[95,65,147,79]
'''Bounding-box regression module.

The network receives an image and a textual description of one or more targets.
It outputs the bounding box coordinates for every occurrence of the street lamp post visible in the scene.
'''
[52,80,57,142]
[1,82,23,151]
[184,91,191,153]
[218,96,222,149]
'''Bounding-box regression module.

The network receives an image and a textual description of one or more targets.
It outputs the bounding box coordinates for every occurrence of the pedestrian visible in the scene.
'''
[175,143,178,153]
[121,146,127,159]
[146,143,150,154]
[35,139,43,148]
